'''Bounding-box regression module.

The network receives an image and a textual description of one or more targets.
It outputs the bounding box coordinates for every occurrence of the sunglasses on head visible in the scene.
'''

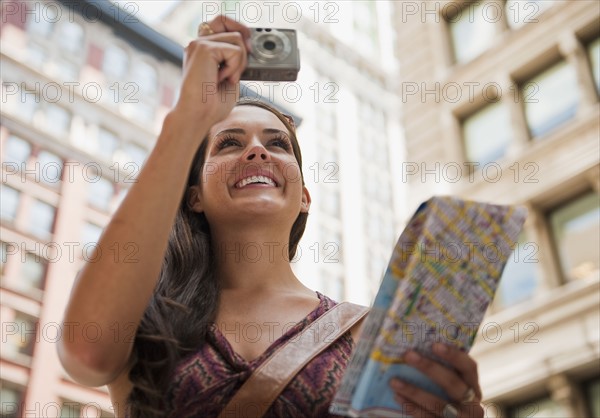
[281,113,296,131]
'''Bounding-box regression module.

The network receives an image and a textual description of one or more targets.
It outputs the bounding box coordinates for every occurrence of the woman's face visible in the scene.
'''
[189,105,310,228]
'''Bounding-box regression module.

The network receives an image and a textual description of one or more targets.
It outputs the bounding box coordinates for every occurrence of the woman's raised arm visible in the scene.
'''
[57,16,251,387]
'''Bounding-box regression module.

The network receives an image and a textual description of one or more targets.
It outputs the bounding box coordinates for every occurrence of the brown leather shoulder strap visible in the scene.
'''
[218,301,369,418]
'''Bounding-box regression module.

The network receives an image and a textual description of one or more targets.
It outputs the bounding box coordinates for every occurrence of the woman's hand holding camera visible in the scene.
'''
[171,16,252,133]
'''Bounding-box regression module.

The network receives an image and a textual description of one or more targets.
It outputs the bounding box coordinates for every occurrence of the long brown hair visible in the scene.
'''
[126,100,308,417]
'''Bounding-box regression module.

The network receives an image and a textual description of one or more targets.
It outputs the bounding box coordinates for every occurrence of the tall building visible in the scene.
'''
[393,0,599,416]
[158,1,405,306]
[1,0,405,415]
[1,1,183,415]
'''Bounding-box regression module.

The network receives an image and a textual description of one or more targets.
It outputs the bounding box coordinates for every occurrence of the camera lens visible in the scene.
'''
[251,30,292,63]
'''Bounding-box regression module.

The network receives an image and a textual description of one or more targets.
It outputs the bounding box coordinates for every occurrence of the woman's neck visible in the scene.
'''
[211,224,304,292]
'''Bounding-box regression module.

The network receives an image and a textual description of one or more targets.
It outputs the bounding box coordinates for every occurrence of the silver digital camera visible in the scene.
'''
[241,28,301,81]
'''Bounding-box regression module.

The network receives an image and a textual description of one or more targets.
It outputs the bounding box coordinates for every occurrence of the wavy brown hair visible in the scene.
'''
[126,100,308,417]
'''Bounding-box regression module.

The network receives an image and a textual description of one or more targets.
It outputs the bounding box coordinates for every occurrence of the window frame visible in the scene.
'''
[546,189,600,284]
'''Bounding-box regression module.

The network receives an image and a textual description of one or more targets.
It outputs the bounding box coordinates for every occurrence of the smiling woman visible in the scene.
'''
[57,15,483,418]
[121,100,321,418]
[187,103,310,232]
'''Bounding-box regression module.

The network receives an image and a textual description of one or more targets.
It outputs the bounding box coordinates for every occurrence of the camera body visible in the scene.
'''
[241,28,301,81]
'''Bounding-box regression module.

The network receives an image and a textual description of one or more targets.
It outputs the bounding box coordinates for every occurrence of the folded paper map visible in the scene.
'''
[330,196,528,417]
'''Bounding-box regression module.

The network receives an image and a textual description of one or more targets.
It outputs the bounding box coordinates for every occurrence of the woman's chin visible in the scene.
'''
[204,192,300,225]
[235,197,288,217]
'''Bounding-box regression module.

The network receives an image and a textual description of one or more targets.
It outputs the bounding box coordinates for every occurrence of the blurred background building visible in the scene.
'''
[392,0,599,416]
[1,0,599,417]
[0,0,403,416]
[1,0,182,415]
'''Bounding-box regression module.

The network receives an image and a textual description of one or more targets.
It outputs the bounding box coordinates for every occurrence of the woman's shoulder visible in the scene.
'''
[317,291,369,312]
[314,291,369,343]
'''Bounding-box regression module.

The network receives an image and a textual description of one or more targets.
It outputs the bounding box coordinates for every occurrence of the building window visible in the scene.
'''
[98,128,120,161]
[57,21,84,53]
[60,402,81,418]
[448,1,497,64]
[0,186,20,222]
[462,101,511,166]
[549,191,600,282]
[27,42,47,68]
[1,242,9,273]
[505,0,555,29]
[26,6,57,37]
[508,395,569,417]
[588,37,600,93]
[3,135,31,166]
[495,233,539,308]
[54,58,79,82]
[82,222,103,246]
[352,1,378,56]
[17,88,40,123]
[37,150,63,185]
[45,105,71,138]
[18,253,47,294]
[522,61,579,138]
[103,44,129,79]
[0,381,24,418]
[72,131,97,154]
[28,200,55,239]
[1,310,37,359]
[127,100,155,123]
[88,177,114,211]
[132,60,158,93]
[114,142,147,169]
[584,377,600,417]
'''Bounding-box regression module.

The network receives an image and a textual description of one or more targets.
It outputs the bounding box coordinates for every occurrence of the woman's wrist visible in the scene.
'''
[162,108,212,143]
[151,109,212,168]
[166,104,212,130]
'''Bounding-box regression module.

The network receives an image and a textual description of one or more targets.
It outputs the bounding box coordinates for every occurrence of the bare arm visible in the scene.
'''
[57,16,251,387]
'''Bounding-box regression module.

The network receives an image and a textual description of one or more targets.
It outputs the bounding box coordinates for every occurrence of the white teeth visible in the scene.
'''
[236,175,276,188]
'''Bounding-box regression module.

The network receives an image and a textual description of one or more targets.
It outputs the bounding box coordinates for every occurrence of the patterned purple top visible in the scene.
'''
[166,292,354,417]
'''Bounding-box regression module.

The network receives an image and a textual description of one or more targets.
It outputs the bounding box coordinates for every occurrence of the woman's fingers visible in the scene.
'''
[197,32,249,83]
[208,41,246,84]
[402,349,475,403]
[201,15,252,51]
[173,15,252,126]
[391,378,484,418]
[193,15,253,84]
[390,378,445,417]
[432,343,482,400]
[183,37,246,85]
[388,344,484,418]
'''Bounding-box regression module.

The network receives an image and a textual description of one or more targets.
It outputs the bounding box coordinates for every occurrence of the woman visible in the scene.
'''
[58,16,484,418]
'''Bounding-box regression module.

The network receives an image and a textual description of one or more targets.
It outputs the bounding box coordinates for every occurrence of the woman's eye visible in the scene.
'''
[217,137,241,149]
[269,137,291,150]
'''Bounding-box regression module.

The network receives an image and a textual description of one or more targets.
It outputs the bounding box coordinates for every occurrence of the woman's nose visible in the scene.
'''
[244,144,270,161]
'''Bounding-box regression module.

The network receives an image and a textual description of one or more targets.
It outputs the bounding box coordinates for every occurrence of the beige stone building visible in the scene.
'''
[393,0,599,416]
